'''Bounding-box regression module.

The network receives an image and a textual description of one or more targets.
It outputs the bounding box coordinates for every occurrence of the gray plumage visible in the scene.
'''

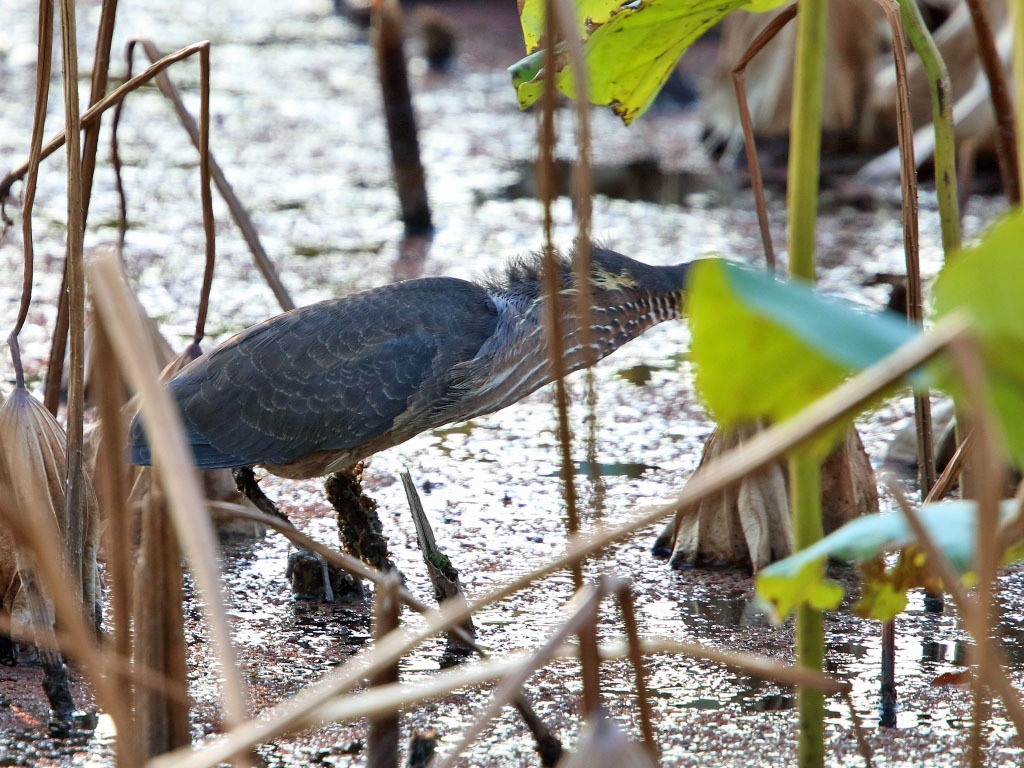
[130,248,692,478]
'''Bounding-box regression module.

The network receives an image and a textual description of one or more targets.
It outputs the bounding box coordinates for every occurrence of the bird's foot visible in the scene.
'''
[286,549,364,602]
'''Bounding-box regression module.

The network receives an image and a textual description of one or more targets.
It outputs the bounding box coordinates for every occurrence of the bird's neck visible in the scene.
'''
[467,288,682,418]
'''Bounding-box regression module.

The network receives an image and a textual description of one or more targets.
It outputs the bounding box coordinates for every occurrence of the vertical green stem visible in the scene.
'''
[898,0,961,255]
[786,0,828,282]
[792,457,825,767]
[787,0,828,764]
[1014,0,1024,195]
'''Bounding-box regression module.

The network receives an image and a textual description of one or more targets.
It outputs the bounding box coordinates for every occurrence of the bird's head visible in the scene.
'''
[488,246,691,319]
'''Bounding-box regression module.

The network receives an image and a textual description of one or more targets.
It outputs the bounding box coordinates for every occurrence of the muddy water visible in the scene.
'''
[0,0,1021,765]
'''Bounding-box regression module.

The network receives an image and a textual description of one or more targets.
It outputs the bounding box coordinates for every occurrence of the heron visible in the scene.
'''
[130,248,692,584]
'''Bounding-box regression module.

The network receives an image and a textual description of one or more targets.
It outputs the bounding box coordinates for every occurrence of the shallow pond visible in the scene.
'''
[0,0,1020,765]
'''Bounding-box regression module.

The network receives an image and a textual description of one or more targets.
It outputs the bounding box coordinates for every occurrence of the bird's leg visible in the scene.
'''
[326,464,397,575]
[232,466,291,523]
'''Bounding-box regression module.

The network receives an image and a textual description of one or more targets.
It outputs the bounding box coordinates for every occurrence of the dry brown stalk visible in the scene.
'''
[80,0,119,223]
[436,583,606,768]
[87,250,249,728]
[536,0,602,718]
[133,480,190,758]
[149,317,964,768]
[963,0,1020,203]
[43,0,120,416]
[57,0,88,610]
[195,43,216,344]
[923,430,971,504]
[90,316,135,716]
[372,0,432,235]
[612,580,657,761]
[873,0,934,721]
[551,0,604,516]
[731,3,797,271]
[368,572,402,768]
[11,0,54,342]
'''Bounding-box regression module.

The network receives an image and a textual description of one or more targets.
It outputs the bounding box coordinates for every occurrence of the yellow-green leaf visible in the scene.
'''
[933,210,1024,467]
[513,0,792,124]
[686,258,916,457]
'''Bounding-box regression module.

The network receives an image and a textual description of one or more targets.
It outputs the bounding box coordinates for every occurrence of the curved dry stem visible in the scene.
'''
[730,4,798,272]
[12,0,54,342]
[194,43,216,344]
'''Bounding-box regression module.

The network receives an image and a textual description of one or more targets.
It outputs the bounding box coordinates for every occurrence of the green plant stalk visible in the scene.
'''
[1014,0,1024,195]
[898,0,961,255]
[791,457,825,767]
[786,0,827,282]
[787,0,828,763]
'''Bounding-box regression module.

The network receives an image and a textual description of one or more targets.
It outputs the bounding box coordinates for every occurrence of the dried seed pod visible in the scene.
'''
[0,384,100,627]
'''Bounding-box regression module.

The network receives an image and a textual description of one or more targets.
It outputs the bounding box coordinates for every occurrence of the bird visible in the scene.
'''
[130,248,692,479]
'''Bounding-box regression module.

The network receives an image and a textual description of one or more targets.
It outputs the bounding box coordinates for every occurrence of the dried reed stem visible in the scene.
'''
[368,573,401,768]
[874,0,934,723]
[613,581,657,761]
[538,0,583,591]
[731,4,798,272]
[372,0,432,235]
[538,0,601,717]
[10,0,53,343]
[110,40,137,252]
[41,0,119,416]
[195,44,216,344]
[80,0,119,222]
[963,0,1020,203]
[551,0,603,514]
[436,583,605,768]
[91,320,135,710]
[88,250,249,728]
[58,0,87,631]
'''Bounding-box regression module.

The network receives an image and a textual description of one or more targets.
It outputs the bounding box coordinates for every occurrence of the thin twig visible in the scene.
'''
[730,4,797,272]
[11,0,54,341]
[194,44,215,344]
[435,583,606,768]
[612,580,658,761]
[963,0,1020,203]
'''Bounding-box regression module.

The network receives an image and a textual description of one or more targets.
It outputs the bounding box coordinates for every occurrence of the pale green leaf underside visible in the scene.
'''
[756,500,1023,622]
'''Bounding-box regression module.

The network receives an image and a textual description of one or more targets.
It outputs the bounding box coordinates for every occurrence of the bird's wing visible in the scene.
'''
[133,277,498,469]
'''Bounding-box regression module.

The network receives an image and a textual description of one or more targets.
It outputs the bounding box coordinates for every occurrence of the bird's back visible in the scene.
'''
[130,277,499,474]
